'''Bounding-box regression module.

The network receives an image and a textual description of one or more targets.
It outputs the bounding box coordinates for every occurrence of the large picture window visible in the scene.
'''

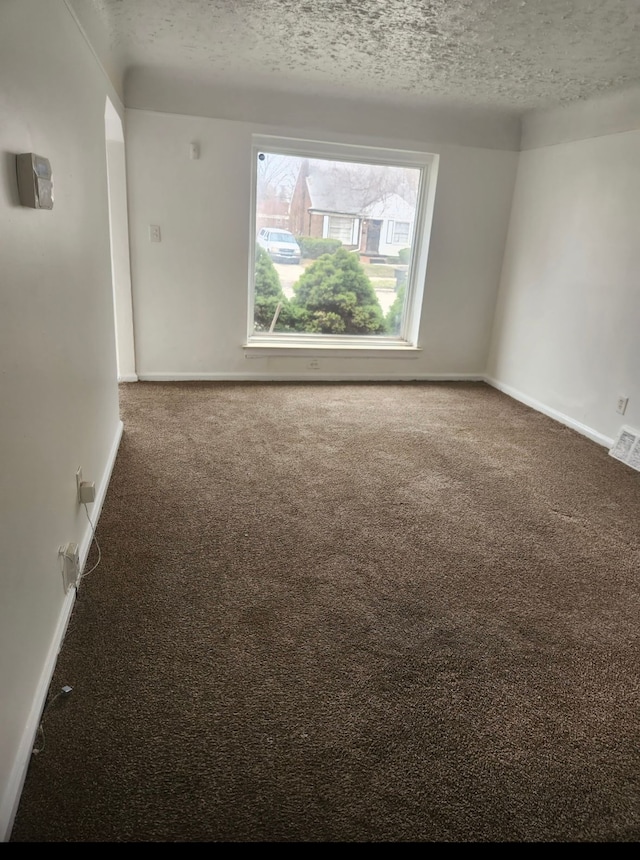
[247,136,438,350]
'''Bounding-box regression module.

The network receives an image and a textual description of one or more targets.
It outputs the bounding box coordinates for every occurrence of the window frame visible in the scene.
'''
[245,135,439,354]
[391,220,411,245]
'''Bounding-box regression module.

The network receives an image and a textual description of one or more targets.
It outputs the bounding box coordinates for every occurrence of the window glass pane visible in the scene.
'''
[252,146,424,341]
[328,216,355,244]
[392,221,410,244]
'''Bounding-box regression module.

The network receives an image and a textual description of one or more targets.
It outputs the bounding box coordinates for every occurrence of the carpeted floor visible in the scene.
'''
[10,381,640,842]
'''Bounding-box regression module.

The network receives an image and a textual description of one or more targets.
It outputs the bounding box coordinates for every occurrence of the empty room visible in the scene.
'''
[1,0,639,843]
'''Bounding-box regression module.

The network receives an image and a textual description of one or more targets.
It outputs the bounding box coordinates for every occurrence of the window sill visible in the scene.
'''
[243,338,422,358]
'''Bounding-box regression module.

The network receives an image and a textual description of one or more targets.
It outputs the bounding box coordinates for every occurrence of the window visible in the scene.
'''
[326,216,358,245]
[247,135,438,351]
[388,221,411,245]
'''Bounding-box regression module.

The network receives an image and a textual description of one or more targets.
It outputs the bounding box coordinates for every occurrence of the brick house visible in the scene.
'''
[289,159,415,259]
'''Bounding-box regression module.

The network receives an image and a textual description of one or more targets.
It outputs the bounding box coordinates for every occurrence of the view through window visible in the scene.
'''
[249,138,436,347]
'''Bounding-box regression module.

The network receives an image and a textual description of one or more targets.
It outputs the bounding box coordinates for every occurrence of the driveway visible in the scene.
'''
[274,262,306,297]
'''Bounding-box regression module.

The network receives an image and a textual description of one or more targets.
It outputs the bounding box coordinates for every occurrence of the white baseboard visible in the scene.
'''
[0,419,124,843]
[0,586,76,843]
[117,374,138,383]
[484,376,614,449]
[77,420,124,579]
[137,372,486,382]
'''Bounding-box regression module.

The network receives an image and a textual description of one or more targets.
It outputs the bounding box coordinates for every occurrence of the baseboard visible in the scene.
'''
[0,586,76,843]
[0,419,124,843]
[117,374,138,383]
[77,420,124,578]
[137,372,486,382]
[484,376,614,449]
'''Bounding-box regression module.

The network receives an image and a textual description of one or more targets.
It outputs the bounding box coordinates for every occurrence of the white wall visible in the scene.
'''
[0,0,122,839]
[125,67,522,152]
[125,108,518,380]
[487,91,640,446]
[105,99,137,382]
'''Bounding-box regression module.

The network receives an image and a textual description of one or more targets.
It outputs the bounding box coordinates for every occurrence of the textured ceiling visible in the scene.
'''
[84,0,640,113]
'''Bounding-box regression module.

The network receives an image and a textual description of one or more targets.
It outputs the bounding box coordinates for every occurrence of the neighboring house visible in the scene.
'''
[361,193,415,257]
[255,192,290,232]
[289,160,415,258]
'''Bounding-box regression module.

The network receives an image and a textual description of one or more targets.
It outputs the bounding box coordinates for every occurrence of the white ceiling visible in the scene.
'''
[78,0,640,114]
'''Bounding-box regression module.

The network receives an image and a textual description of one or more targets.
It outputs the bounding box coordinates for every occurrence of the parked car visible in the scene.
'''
[257,228,302,264]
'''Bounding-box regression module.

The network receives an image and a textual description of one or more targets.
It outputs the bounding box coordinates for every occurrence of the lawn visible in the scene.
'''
[362,263,397,278]
[367,278,397,290]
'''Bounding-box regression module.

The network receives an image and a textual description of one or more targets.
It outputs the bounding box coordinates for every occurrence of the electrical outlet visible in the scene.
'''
[59,542,79,593]
[617,396,629,415]
[308,359,320,370]
[149,224,161,243]
[76,465,95,504]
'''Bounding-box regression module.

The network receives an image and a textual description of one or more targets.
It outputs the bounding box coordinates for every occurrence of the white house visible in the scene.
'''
[361,193,416,257]
[290,161,417,258]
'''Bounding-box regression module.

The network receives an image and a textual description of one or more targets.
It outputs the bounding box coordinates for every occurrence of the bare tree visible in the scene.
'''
[256,153,300,203]
[308,159,420,212]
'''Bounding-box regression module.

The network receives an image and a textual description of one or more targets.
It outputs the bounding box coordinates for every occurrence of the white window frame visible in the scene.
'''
[392,221,411,245]
[386,220,394,244]
[246,134,439,355]
[324,215,361,245]
[327,215,356,244]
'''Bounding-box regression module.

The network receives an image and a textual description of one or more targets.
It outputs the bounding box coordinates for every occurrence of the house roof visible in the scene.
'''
[305,173,362,216]
[306,170,415,220]
[362,193,415,221]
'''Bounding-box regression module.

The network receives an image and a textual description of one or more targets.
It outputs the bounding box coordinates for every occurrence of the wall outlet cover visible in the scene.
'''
[59,542,80,593]
[616,396,629,415]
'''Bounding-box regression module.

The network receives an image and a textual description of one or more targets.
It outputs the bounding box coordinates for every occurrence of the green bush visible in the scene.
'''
[291,247,386,335]
[253,246,300,332]
[254,245,283,299]
[254,296,309,333]
[397,247,411,264]
[296,236,343,259]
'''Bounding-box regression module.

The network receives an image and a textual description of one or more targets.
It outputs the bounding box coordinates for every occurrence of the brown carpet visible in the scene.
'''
[10,381,640,842]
